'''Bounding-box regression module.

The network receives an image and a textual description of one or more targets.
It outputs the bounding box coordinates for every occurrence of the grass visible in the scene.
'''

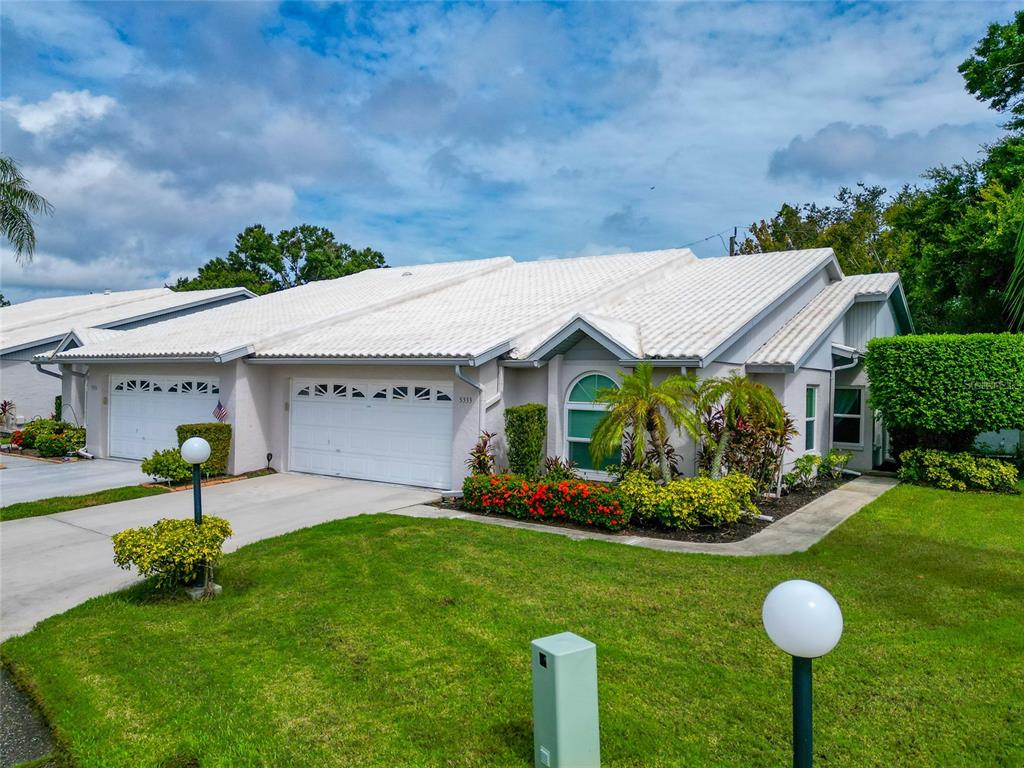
[2,483,1022,768]
[0,485,169,522]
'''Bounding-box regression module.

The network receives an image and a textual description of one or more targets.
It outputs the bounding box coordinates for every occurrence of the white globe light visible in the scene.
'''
[762,580,843,658]
[180,436,211,465]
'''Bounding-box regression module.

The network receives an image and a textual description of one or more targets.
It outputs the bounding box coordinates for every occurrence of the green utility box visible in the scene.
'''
[531,632,600,768]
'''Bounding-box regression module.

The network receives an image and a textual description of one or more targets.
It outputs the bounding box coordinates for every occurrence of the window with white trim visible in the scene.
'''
[565,373,619,472]
[805,385,817,451]
[832,387,863,446]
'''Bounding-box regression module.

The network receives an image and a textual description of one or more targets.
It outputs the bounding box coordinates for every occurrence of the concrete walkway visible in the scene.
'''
[0,454,151,506]
[396,475,899,556]
[0,473,438,640]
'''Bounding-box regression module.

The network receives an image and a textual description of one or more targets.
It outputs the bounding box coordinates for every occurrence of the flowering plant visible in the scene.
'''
[463,473,628,530]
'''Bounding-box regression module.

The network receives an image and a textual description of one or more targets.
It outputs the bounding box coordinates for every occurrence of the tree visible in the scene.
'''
[740,185,900,275]
[697,372,785,478]
[1008,215,1024,330]
[589,363,703,483]
[0,293,10,307]
[0,155,53,264]
[175,224,386,294]
[959,11,1024,130]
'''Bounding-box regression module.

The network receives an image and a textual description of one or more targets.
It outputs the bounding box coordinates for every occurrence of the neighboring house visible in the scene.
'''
[43,248,912,488]
[1,287,253,425]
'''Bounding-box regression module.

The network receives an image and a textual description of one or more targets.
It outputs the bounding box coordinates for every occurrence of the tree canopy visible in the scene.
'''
[741,10,1024,334]
[175,224,385,295]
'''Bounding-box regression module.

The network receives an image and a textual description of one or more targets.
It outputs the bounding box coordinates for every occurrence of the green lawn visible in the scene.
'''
[2,483,1022,768]
[0,485,169,522]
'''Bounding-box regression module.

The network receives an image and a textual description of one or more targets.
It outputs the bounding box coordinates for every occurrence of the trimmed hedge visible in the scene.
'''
[463,473,628,530]
[176,423,232,476]
[504,403,547,478]
[865,334,1024,453]
[113,516,233,590]
[898,449,1019,493]
[617,470,757,529]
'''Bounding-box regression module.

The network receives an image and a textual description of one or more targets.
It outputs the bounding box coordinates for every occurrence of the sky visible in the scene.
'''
[0,1,1013,302]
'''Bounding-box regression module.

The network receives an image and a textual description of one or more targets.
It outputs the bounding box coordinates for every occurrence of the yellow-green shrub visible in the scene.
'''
[898,449,1018,493]
[112,516,233,589]
[617,470,757,529]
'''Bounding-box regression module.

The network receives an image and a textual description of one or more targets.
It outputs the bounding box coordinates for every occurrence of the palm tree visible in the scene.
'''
[589,363,703,482]
[699,371,785,477]
[1,155,53,264]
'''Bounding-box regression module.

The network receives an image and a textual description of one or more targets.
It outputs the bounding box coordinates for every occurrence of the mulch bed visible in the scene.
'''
[142,468,276,492]
[437,476,851,545]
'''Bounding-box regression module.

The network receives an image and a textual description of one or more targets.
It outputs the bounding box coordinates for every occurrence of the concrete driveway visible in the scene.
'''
[0,473,438,640]
[0,455,151,506]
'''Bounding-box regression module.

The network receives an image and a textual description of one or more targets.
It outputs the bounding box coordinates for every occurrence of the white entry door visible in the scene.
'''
[109,376,221,460]
[289,379,454,489]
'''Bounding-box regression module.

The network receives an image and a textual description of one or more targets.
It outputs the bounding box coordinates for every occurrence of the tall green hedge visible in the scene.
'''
[865,333,1024,453]
[176,422,232,476]
[504,403,547,478]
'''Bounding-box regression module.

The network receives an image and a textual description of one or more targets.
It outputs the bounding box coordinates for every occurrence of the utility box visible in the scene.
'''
[531,631,600,768]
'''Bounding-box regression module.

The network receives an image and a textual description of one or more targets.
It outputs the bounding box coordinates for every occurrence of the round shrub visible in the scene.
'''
[35,433,70,458]
[616,470,757,529]
[112,516,233,590]
[141,448,193,484]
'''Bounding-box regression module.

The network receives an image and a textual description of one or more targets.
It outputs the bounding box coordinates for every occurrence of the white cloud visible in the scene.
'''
[1,90,116,135]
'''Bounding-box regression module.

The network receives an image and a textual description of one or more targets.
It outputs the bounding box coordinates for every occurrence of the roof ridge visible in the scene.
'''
[505,249,696,357]
[0,288,172,333]
[250,257,516,354]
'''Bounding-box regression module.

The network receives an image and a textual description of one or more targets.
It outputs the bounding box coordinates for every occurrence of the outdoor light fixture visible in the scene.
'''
[180,437,211,526]
[762,580,843,768]
[266,452,273,469]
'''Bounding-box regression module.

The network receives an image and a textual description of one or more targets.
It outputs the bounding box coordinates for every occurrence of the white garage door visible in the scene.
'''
[109,376,221,460]
[289,379,454,489]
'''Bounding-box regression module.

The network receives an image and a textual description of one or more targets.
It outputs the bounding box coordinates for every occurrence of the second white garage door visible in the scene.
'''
[109,376,222,460]
[289,379,454,489]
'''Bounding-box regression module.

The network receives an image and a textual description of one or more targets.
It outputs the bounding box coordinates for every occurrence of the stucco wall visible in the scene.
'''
[0,358,60,424]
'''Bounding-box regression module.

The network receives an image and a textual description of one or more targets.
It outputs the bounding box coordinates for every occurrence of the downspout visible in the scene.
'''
[454,364,484,435]
[34,363,86,379]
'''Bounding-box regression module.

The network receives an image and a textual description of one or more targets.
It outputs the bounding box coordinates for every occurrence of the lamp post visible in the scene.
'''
[762,580,843,768]
[180,437,211,526]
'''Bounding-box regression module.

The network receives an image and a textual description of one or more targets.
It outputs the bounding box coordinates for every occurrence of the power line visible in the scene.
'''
[678,225,749,251]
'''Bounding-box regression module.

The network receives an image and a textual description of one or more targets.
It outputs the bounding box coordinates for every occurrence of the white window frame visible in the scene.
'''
[832,385,865,448]
[804,385,818,453]
[564,371,618,481]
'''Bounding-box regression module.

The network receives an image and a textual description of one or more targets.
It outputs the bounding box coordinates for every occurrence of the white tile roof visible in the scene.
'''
[51,258,512,360]
[746,272,900,368]
[1,287,250,355]
[587,248,838,360]
[257,250,687,360]
[51,247,892,368]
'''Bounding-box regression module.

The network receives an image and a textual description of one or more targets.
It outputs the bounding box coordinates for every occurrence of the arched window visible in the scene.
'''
[565,372,620,473]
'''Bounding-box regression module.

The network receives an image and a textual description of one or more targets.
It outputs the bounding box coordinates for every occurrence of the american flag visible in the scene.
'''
[213,400,228,423]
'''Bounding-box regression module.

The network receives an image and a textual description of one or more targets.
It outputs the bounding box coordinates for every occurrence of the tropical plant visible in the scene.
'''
[542,456,579,483]
[465,431,496,475]
[698,372,785,478]
[819,449,853,481]
[0,155,53,264]
[784,453,821,491]
[699,404,797,492]
[590,363,702,483]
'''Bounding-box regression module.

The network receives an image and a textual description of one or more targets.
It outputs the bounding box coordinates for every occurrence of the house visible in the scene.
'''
[42,248,912,488]
[1,287,253,425]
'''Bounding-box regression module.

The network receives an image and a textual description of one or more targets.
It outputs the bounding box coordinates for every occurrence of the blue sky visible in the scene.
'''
[0,1,1012,301]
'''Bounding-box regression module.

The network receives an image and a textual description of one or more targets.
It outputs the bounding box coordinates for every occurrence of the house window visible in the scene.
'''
[566,373,619,472]
[805,385,817,451]
[833,387,863,445]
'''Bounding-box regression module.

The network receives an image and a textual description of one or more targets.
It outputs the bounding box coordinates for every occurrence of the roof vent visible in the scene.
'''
[401,271,413,277]
[104,289,112,295]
